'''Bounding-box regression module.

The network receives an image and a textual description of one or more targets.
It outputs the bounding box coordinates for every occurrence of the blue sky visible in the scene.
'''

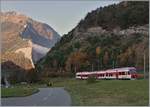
[1,0,120,35]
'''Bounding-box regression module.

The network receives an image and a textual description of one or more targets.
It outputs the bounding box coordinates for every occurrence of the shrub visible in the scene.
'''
[47,72,74,78]
[47,82,53,87]
[25,69,41,83]
[37,78,52,87]
[37,77,49,84]
[87,75,97,84]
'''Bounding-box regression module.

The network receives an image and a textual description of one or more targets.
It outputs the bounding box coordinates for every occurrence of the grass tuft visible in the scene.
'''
[1,85,39,98]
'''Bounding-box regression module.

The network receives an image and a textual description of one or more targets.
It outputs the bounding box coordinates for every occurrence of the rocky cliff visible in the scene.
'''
[1,11,61,73]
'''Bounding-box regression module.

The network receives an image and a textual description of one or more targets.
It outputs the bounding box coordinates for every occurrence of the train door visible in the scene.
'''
[116,70,119,79]
[125,71,128,79]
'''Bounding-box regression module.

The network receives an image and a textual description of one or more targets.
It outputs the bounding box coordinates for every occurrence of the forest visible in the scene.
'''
[36,1,149,78]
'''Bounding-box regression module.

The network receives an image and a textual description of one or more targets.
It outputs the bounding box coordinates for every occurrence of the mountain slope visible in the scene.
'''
[37,1,149,76]
[1,11,61,77]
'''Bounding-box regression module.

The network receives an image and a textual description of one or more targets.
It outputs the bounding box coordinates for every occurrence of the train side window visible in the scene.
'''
[83,75,87,77]
[122,72,125,75]
[106,73,108,76]
[128,72,130,75]
[119,72,121,75]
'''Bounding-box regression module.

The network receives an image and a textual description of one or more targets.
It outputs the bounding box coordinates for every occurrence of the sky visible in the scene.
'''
[1,0,120,36]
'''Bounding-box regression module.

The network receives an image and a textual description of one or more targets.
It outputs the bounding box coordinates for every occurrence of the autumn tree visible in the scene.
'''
[50,50,65,72]
[96,46,101,70]
[117,47,136,67]
[110,47,122,68]
[65,51,89,72]
[103,51,109,68]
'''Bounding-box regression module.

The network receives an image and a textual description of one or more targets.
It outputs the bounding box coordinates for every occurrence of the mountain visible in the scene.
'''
[36,1,149,77]
[1,11,61,81]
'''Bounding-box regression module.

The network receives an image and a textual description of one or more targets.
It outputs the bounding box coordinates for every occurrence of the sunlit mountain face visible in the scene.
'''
[21,22,60,63]
[1,11,61,71]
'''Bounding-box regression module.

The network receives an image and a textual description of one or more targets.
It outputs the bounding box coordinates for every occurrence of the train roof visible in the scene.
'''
[106,67,136,72]
[107,67,136,71]
[76,67,136,74]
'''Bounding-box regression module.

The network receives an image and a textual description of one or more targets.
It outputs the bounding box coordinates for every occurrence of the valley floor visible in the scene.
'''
[1,78,149,106]
[51,78,149,106]
[1,85,39,98]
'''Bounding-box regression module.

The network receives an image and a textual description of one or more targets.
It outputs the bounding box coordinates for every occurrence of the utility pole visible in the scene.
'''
[101,59,102,70]
[98,59,100,71]
[91,64,94,72]
[74,64,77,73]
[144,52,146,79]
[116,60,117,68]
[113,60,115,69]
[112,50,115,69]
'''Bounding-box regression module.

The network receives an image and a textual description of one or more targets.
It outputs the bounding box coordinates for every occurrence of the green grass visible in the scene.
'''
[1,85,39,98]
[1,78,149,106]
[50,78,149,106]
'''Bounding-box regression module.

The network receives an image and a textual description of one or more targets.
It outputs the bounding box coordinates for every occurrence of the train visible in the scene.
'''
[76,67,138,80]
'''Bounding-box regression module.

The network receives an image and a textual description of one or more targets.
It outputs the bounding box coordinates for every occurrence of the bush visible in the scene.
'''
[47,72,74,78]
[47,82,53,87]
[25,69,41,83]
[38,77,53,87]
[37,77,49,84]
[87,75,97,84]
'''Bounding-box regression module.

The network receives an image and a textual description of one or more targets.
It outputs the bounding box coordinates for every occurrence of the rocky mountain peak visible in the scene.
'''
[1,11,61,72]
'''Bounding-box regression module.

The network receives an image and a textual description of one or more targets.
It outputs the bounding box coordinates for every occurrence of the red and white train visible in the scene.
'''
[76,67,138,80]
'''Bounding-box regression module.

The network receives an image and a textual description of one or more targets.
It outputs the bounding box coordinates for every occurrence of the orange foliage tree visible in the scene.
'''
[65,51,89,72]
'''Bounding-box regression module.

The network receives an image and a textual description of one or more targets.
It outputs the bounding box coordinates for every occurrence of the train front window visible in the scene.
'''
[129,69,136,74]
[128,72,130,75]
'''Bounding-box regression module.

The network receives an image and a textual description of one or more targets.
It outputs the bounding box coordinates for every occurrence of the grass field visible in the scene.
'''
[1,78,149,106]
[1,85,39,98]
[50,78,149,106]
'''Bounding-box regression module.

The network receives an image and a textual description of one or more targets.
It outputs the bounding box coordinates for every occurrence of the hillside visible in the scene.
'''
[36,1,149,77]
[78,1,148,31]
[1,11,61,82]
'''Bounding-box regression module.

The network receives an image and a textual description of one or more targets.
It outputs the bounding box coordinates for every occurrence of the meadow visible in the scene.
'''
[51,78,149,106]
[1,85,39,98]
[1,78,149,106]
